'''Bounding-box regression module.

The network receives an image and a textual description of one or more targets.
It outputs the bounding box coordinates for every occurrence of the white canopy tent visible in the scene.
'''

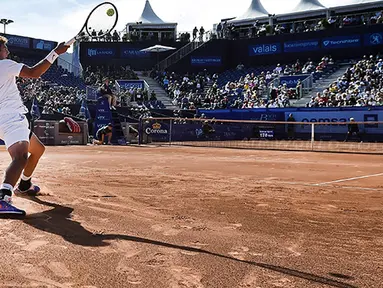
[277,0,327,21]
[228,0,270,25]
[330,0,383,13]
[227,0,383,26]
[126,0,177,41]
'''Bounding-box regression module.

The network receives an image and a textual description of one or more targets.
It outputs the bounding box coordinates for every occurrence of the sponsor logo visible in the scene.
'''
[364,32,383,46]
[121,49,148,58]
[191,57,222,66]
[301,117,347,124]
[34,40,54,51]
[87,48,114,57]
[322,35,360,49]
[145,122,168,135]
[7,36,30,48]
[370,33,382,45]
[249,43,281,56]
[258,114,279,121]
[284,40,319,52]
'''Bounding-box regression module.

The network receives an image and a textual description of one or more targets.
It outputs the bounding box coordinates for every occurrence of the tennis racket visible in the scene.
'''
[65,2,119,46]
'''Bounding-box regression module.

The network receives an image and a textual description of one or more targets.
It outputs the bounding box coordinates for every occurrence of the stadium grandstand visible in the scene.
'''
[2,0,383,149]
[2,1,383,287]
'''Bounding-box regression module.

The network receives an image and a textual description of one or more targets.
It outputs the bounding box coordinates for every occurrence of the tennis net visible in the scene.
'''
[138,118,383,154]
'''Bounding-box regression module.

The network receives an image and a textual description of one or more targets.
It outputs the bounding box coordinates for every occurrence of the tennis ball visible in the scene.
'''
[106,8,115,16]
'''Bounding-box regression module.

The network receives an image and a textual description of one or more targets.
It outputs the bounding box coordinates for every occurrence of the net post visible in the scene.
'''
[169,118,173,146]
[311,123,315,151]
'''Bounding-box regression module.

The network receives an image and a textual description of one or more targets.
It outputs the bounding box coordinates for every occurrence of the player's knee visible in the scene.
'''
[12,152,28,167]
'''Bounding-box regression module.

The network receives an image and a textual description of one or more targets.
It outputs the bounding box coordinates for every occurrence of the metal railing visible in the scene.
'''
[157,30,214,71]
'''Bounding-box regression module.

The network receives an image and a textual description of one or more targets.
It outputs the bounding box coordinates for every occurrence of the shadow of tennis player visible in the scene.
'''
[23,196,357,288]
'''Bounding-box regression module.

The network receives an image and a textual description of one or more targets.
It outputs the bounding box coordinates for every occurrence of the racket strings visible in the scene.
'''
[85,3,117,38]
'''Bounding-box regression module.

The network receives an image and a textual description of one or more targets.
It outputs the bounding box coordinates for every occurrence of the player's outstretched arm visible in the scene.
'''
[19,42,69,79]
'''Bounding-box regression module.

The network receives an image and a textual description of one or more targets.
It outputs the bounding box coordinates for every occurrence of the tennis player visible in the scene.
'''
[93,123,113,145]
[0,36,69,215]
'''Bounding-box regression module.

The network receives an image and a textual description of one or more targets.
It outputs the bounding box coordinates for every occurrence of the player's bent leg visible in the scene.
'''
[0,141,28,216]
[14,134,44,196]
[106,132,112,145]
[3,141,29,188]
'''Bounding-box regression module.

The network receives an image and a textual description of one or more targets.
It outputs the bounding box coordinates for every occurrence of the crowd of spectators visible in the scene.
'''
[17,78,85,116]
[216,11,383,40]
[153,56,333,110]
[307,55,383,107]
[84,65,138,86]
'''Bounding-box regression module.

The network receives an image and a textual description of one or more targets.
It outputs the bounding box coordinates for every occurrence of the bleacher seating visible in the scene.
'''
[21,58,86,90]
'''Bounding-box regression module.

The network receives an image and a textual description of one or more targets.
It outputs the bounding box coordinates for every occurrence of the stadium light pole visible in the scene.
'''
[0,19,14,34]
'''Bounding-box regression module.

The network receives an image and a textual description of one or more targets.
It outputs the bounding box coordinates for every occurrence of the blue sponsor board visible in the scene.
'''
[191,56,222,66]
[143,121,170,142]
[285,111,383,135]
[5,35,30,49]
[87,48,116,58]
[284,39,320,53]
[249,43,282,56]
[116,80,145,90]
[280,75,309,88]
[94,98,113,138]
[322,35,361,49]
[364,32,383,46]
[33,39,56,51]
[120,48,149,58]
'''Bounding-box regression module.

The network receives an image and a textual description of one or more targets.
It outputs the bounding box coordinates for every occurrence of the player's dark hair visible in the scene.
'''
[0,36,8,48]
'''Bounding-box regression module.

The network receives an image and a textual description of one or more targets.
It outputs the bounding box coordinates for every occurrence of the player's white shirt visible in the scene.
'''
[0,59,27,115]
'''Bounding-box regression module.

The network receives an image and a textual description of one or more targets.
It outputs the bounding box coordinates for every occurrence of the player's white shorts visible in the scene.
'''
[0,113,30,149]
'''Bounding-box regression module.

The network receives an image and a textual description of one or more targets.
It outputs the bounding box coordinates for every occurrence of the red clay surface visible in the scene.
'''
[0,145,382,288]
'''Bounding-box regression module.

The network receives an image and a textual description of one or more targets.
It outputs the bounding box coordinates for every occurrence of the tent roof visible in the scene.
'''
[291,0,326,13]
[228,0,383,25]
[237,0,270,21]
[330,0,383,12]
[137,0,164,24]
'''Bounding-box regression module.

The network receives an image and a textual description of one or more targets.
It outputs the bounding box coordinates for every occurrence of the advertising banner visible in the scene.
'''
[120,48,149,58]
[284,39,320,53]
[94,98,112,138]
[285,111,383,135]
[5,35,30,49]
[322,35,361,49]
[87,48,116,58]
[191,56,222,66]
[364,32,383,46]
[249,43,282,56]
[33,39,56,51]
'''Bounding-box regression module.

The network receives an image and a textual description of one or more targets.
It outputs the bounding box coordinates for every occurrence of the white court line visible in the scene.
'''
[314,172,383,186]
[259,180,383,192]
[278,181,383,191]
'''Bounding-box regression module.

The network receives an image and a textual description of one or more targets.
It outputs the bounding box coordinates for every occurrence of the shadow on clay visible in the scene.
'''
[23,196,357,288]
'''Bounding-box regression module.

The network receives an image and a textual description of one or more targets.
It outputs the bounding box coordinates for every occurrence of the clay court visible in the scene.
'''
[0,145,382,288]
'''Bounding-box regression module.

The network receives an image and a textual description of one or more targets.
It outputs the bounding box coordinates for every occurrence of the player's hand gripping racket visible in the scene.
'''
[65,2,118,46]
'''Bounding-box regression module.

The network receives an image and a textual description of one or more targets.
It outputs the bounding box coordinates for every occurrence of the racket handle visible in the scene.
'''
[65,37,76,46]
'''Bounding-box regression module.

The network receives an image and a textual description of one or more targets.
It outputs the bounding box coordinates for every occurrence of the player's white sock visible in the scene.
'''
[21,173,32,181]
[0,183,13,202]
[0,183,13,191]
